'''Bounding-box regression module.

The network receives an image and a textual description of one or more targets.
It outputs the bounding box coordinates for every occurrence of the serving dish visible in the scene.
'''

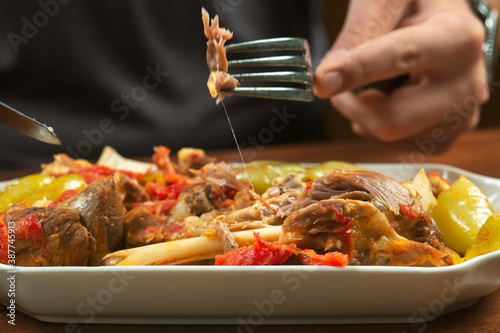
[1,163,500,325]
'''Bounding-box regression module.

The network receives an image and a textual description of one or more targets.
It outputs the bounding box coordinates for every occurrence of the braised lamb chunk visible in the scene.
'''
[63,175,126,265]
[280,170,454,267]
[280,198,452,266]
[124,208,166,247]
[114,172,150,207]
[302,169,414,214]
[6,206,96,266]
[303,169,445,247]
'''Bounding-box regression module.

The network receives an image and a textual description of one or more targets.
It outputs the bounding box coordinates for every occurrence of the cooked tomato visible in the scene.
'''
[215,232,348,267]
[48,189,80,208]
[15,214,44,248]
[144,182,186,201]
[76,165,143,184]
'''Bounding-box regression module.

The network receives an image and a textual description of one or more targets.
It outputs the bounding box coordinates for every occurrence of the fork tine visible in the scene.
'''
[225,37,309,53]
[222,87,314,102]
[231,71,312,85]
[222,37,313,102]
[228,55,310,68]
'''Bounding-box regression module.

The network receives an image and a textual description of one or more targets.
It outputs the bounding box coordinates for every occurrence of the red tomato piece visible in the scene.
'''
[144,182,186,201]
[152,146,184,184]
[48,189,80,208]
[15,214,44,248]
[215,232,349,267]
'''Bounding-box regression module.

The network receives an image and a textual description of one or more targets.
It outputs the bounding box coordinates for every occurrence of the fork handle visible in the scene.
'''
[353,74,410,95]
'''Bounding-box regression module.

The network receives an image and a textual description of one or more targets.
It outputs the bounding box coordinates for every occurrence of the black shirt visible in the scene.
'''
[0,0,328,169]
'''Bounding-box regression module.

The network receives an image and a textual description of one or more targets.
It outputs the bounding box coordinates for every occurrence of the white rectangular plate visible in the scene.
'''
[1,163,500,325]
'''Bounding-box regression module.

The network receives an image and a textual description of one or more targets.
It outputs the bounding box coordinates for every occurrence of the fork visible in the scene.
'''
[222,37,314,102]
[222,37,408,102]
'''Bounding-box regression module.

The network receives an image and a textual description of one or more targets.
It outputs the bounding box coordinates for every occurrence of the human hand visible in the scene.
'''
[314,0,489,143]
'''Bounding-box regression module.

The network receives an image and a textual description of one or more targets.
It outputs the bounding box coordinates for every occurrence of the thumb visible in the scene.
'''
[315,0,411,98]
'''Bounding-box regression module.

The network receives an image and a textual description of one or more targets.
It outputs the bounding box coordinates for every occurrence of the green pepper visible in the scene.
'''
[235,161,306,194]
[305,161,364,181]
[0,174,54,212]
[235,160,363,194]
[22,174,87,207]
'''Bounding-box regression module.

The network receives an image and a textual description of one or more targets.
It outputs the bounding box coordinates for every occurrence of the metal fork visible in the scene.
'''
[222,37,409,102]
[222,37,314,102]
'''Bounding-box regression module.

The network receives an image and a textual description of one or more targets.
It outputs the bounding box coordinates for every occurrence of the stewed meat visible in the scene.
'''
[6,206,96,266]
[63,174,126,265]
[280,170,454,267]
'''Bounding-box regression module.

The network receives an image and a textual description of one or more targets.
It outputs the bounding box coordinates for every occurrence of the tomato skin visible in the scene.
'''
[400,203,426,223]
[298,249,349,266]
[48,190,80,208]
[215,232,348,267]
[152,146,184,184]
[76,165,143,184]
[15,214,44,248]
[144,182,186,201]
[215,232,294,266]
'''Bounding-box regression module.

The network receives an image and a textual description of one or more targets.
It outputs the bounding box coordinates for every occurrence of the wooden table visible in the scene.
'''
[2,127,500,333]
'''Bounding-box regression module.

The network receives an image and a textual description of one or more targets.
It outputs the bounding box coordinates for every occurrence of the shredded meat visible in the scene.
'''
[41,153,93,176]
[191,162,248,191]
[281,198,452,267]
[202,7,239,104]
[302,169,414,214]
[207,218,238,253]
[280,170,454,267]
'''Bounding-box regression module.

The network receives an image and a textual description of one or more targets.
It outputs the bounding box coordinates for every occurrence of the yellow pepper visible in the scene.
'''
[460,214,500,262]
[431,175,494,254]
[0,174,54,212]
[21,174,87,207]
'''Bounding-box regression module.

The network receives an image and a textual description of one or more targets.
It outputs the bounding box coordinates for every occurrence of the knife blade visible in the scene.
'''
[0,101,61,145]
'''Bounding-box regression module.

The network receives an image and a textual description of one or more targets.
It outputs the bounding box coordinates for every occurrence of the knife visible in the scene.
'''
[0,101,61,145]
